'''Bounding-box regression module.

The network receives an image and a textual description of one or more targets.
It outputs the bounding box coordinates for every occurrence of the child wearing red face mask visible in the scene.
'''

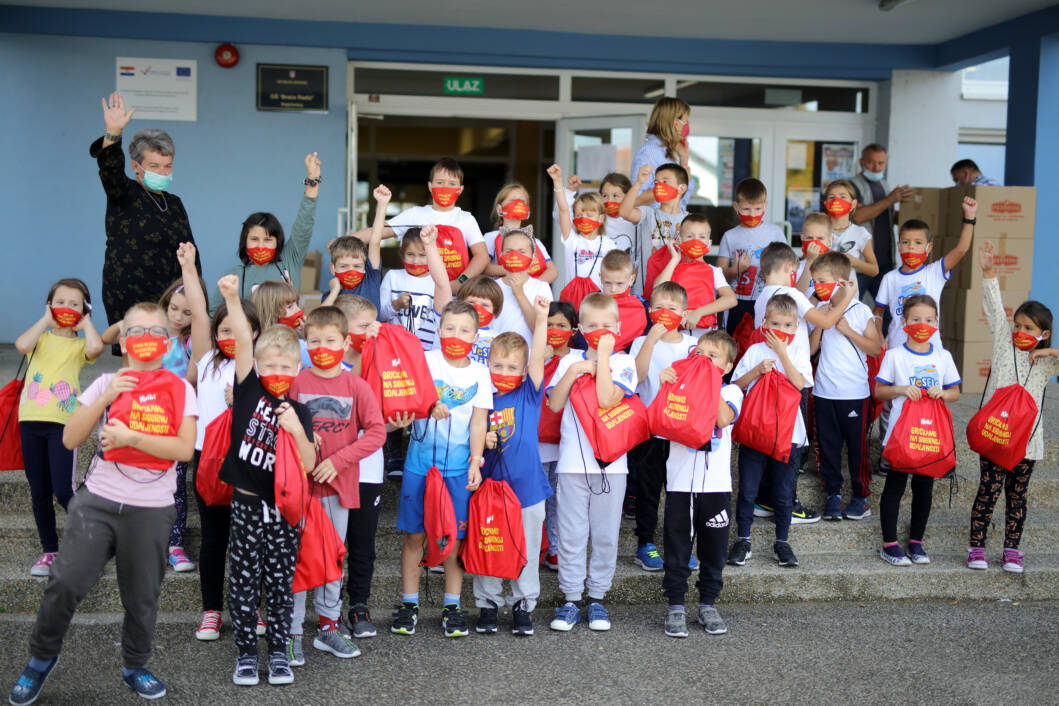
[14,278,104,577]
[548,164,617,299]
[652,214,736,337]
[484,183,559,284]
[620,162,690,295]
[433,275,505,365]
[379,225,454,351]
[823,180,878,286]
[491,230,555,343]
[554,172,638,257]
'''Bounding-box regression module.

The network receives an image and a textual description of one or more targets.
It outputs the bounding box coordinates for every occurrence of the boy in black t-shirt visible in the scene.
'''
[216,275,316,688]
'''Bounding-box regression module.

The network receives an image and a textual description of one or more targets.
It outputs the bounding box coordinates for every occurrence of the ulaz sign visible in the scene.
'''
[444,76,484,95]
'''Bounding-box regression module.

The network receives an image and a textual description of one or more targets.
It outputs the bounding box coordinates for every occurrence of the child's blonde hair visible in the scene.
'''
[305,306,349,338]
[255,324,301,361]
[251,280,299,329]
[764,293,799,319]
[159,276,207,339]
[490,331,529,364]
[579,291,619,319]
[335,293,377,320]
[329,236,368,262]
[824,179,857,201]
[646,96,691,162]
[698,329,738,367]
[601,249,635,275]
[573,192,607,234]
[491,183,530,226]
[122,301,166,330]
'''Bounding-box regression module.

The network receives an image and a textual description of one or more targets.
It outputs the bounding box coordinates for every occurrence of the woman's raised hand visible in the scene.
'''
[101,92,135,135]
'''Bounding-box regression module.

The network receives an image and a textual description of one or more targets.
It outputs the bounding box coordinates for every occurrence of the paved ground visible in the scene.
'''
[0,600,1055,705]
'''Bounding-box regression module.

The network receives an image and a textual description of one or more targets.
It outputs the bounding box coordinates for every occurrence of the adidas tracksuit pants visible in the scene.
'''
[662,491,730,606]
[813,397,871,498]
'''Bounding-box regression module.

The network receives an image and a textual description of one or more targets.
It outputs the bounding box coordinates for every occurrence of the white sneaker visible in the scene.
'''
[256,609,267,636]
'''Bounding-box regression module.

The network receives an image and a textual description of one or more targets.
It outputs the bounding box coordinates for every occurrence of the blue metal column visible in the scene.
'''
[1004,40,1041,187]
[1030,34,1059,306]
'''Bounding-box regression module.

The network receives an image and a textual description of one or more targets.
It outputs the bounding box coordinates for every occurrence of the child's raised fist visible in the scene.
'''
[636,164,654,183]
[305,152,321,179]
[978,240,995,273]
[419,224,437,247]
[961,196,978,219]
[566,173,582,191]
[533,296,550,318]
[217,274,240,300]
[176,241,196,268]
[546,164,563,184]
[373,184,391,203]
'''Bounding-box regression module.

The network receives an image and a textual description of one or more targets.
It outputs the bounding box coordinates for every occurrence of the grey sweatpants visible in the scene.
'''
[292,494,349,629]
[29,487,174,668]
[473,500,546,611]
[556,472,627,602]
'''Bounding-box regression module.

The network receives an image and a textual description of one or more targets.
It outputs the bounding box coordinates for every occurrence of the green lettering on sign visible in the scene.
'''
[443,76,484,95]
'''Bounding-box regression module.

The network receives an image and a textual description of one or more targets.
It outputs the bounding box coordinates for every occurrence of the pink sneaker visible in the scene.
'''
[30,552,57,577]
[256,609,267,636]
[168,547,196,572]
[967,547,988,570]
[196,610,222,641]
[1002,548,1024,574]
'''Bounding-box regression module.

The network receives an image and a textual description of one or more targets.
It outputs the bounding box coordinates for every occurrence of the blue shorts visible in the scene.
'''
[396,471,472,540]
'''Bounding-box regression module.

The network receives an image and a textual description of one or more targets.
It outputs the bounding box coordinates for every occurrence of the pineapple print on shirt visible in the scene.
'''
[24,374,77,413]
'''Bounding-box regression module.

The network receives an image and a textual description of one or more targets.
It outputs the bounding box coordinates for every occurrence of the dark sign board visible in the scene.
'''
[257,64,328,112]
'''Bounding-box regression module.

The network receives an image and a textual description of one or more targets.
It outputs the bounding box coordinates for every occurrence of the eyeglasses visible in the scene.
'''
[125,326,169,338]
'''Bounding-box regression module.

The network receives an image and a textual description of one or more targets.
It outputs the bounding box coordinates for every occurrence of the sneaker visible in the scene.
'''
[476,604,499,634]
[256,609,267,637]
[1002,548,1025,574]
[313,626,360,658]
[29,553,56,577]
[634,542,664,572]
[386,468,403,479]
[232,654,259,686]
[790,500,820,525]
[586,601,611,631]
[8,656,58,706]
[427,565,445,574]
[697,605,728,635]
[390,602,418,635]
[195,610,222,641]
[773,541,799,567]
[622,495,636,520]
[823,495,843,521]
[511,601,534,636]
[441,604,469,638]
[688,554,700,572]
[550,602,581,632]
[880,544,912,566]
[347,603,376,638]
[168,547,195,572]
[543,553,558,571]
[664,607,688,638]
[843,496,871,520]
[267,653,293,686]
[727,540,751,566]
[286,636,305,667]
[122,667,166,700]
[753,503,774,518]
[907,541,931,565]
[967,547,989,570]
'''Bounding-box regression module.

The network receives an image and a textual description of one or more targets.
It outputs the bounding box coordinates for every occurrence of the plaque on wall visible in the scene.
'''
[257,64,328,112]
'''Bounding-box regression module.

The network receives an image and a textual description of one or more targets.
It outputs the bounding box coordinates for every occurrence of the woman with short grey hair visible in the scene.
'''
[90,91,200,337]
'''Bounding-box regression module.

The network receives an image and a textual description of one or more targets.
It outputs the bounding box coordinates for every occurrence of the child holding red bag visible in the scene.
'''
[967,243,1057,573]
[599,250,649,352]
[873,294,960,567]
[619,162,690,295]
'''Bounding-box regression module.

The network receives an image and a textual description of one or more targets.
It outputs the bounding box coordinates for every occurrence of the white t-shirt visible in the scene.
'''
[547,350,638,475]
[494,276,554,345]
[629,333,698,408]
[379,269,439,350]
[875,343,961,446]
[484,228,553,263]
[732,341,813,447]
[388,204,484,249]
[874,259,950,347]
[831,223,872,262]
[811,300,875,400]
[562,233,616,289]
[717,223,787,301]
[754,284,815,363]
[340,359,383,484]
[555,187,637,256]
[666,384,743,493]
[195,350,235,450]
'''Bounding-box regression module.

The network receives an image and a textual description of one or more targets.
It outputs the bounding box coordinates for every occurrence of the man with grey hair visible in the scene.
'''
[849,144,911,303]
[90,92,200,337]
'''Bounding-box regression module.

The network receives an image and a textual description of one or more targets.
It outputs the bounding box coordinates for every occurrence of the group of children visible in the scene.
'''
[8,151,1057,704]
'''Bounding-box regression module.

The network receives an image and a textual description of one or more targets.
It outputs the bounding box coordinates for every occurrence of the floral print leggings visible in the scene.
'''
[969,456,1035,550]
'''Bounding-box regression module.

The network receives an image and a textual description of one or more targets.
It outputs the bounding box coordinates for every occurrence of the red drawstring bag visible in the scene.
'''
[883,396,956,478]
[459,476,527,580]
[422,465,458,567]
[539,356,563,444]
[361,323,439,420]
[493,232,547,279]
[292,496,348,593]
[0,356,28,471]
[966,383,1038,471]
[559,277,600,312]
[647,354,722,450]
[570,374,650,465]
[196,408,233,506]
[274,428,310,526]
[732,313,764,366]
[867,347,886,421]
[614,296,647,352]
[733,369,801,462]
[643,246,675,300]
[434,224,470,281]
[672,260,718,329]
[104,369,186,470]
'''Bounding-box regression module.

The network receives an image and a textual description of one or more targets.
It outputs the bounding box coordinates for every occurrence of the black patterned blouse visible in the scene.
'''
[89,136,201,325]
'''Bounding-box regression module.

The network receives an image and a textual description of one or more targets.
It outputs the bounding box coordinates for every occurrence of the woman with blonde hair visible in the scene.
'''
[630,97,696,208]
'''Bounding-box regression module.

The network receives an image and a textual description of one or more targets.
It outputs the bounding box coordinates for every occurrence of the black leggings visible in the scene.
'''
[969,456,1035,550]
[20,421,74,553]
[191,452,232,612]
[879,470,934,544]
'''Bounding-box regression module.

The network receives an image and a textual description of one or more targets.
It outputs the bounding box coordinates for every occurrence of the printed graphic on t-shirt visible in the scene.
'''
[300,392,353,436]
[393,292,436,344]
[832,241,857,255]
[617,365,636,391]
[896,280,927,317]
[238,397,279,473]
[489,407,516,444]
[649,210,681,251]
[573,241,604,277]
[733,247,764,296]
[437,380,479,409]
[24,373,78,413]
[909,364,940,389]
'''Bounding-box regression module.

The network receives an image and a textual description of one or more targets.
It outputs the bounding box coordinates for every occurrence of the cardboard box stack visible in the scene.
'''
[900,186,1036,394]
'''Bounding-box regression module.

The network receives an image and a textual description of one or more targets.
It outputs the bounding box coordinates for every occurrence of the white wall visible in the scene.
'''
[885,70,961,187]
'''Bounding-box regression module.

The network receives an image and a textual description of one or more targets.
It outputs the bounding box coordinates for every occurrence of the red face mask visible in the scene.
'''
[824,198,853,217]
[900,251,927,269]
[789,269,798,287]
[499,199,529,221]
[439,337,474,359]
[1012,331,1042,351]
[604,201,621,218]
[246,246,276,265]
[679,239,708,259]
[739,213,764,228]
[260,373,295,397]
[608,287,630,299]
[125,333,168,362]
[431,186,460,208]
[573,217,602,235]
[546,328,573,348]
[801,239,830,258]
[216,338,237,358]
[903,323,937,343]
[653,181,680,203]
[649,308,682,331]
[50,307,82,328]
[336,269,365,289]
[762,328,796,345]
[499,250,533,274]
[348,331,367,353]
[404,261,429,277]
[308,347,343,370]
[491,372,523,394]
[582,328,614,350]
[814,281,839,302]
[278,309,304,328]
[472,304,494,328]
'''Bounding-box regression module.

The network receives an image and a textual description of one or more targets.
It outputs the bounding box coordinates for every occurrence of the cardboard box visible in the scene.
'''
[947,185,1035,240]
[299,293,323,315]
[941,234,1035,291]
[898,187,948,234]
[943,336,993,395]
[300,250,323,294]
[940,287,1029,342]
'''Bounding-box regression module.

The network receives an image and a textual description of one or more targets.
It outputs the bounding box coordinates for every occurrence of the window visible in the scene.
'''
[677,81,868,113]
[962,57,1009,101]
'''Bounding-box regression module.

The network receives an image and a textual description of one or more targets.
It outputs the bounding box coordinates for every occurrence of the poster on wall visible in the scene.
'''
[821,143,856,189]
[786,188,818,235]
[116,58,197,121]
